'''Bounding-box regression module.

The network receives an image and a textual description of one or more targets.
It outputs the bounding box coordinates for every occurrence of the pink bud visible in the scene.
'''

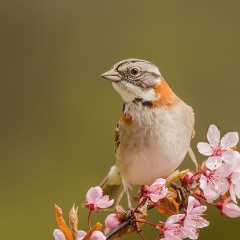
[89,231,106,240]
[105,213,121,229]
[222,199,240,218]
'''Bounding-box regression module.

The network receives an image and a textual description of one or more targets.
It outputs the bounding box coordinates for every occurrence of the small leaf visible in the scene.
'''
[110,224,135,240]
[69,204,78,240]
[155,188,179,216]
[231,146,237,151]
[82,222,103,240]
[55,204,73,240]
[166,169,189,185]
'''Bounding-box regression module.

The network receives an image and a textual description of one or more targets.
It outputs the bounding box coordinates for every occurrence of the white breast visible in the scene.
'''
[116,101,194,189]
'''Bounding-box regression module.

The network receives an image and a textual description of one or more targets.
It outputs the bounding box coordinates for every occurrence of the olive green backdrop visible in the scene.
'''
[1,0,240,239]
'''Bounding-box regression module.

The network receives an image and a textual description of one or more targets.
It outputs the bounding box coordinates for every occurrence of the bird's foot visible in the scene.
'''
[170,182,190,209]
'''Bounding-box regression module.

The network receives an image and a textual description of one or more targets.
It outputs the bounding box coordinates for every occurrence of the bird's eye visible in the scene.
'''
[130,67,140,76]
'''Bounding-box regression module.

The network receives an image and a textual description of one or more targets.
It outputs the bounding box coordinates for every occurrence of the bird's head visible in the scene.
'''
[101,58,175,105]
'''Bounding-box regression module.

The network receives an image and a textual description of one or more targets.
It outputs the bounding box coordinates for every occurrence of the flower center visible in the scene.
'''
[212,146,224,157]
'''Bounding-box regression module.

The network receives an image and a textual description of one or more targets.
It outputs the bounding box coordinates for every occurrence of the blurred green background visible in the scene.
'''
[1,0,240,239]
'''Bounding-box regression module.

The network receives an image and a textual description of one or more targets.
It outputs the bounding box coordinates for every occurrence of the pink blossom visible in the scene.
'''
[229,158,240,203]
[84,186,114,211]
[89,231,106,240]
[230,174,240,203]
[162,214,188,240]
[147,178,168,203]
[197,125,239,170]
[183,196,209,239]
[199,169,230,203]
[53,230,65,240]
[221,198,240,218]
[53,229,87,240]
[105,213,121,230]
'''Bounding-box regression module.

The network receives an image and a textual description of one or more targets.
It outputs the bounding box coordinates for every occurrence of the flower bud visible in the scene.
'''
[105,213,121,229]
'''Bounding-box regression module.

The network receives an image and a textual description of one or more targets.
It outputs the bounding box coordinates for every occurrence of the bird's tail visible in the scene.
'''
[100,165,124,210]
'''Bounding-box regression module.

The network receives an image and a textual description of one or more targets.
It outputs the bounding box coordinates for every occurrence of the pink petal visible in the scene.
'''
[53,229,66,240]
[230,183,240,203]
[214,176,230,195]
[207,125,220,147]
[166,214,185,225]
[187,215,209,229]
[150,193,162,203]
[191,206,207,215]
[202,181,220,203]
[89,231,106,240]
[230,185,237,203]
[151,178,166,186]
[105,213,121,229]
[222,202,240,218]
[221,132,239,149]
[197,142,213,156]
[196,217,209,228]
[183,226,198,240]
[97,195,114,209]
[231,172,240,185]
[223,150,240,162]
[180,226,192,239]
[77,231,87,240]
[164,231,183,240]
[199,174,207,190]
[215,161,235,177]
[186,196,195,214]
[86,187,103,204]
[206,156,222,170]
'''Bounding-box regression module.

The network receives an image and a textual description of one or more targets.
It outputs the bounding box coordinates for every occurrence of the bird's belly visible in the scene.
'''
[119,142,187,188]
[116,106,194,189]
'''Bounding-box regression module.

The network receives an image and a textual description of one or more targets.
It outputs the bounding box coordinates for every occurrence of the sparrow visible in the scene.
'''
[100,58,195,208]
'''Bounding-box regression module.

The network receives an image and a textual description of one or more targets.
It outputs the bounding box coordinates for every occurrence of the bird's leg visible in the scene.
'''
[188,147,198,172]
[126,188,132,209]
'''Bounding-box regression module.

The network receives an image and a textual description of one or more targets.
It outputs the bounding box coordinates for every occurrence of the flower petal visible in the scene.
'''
[207,125,220,147]
[215,162,235,177]
[220,132,239,149]
[212,175,230,195]
[186,196,195,214]
[77,230,87,240]
[89,231,106,240]
[97,195,114,209]
[206,156,222,170]
[222,202,240,218]
[165,214,185,225]
[164,231,183,240]
[197,142,213,156]
[223,150,240,162]
[151,178,166,187]
[191,205,207,215]
[202,181,220,203]
[86,187,103,204]
[105,214,121,229]
[150,193,162,203]
[230,184,237,203]
[199,174,207,190]
[53,229,66,240]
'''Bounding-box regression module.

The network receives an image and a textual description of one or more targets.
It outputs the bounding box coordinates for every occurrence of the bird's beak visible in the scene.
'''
[101,69,121,82]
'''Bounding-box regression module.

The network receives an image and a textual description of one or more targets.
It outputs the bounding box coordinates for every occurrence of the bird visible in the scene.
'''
[100,58,195,209]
